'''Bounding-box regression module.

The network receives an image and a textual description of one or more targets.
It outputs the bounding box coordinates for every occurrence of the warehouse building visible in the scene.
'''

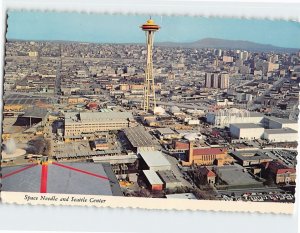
[142,170,164,191]
[139,151,171,171]
[18,107,49,127]
[263,128,298,142]
[230,123,264,140]
[64,111,134,138]
[156,127,178,140]
[206,110,264,128]
[123,126,159,153]
[231,150,273,166]
[157,170,182,189]
[264,116,298,131]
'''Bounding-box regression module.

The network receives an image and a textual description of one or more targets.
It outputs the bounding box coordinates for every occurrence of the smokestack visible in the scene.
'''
[188,140,194,165]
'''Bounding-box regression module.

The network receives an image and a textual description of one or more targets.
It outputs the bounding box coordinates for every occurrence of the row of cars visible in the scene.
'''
[220,191,295,202]
[271,150,296,167]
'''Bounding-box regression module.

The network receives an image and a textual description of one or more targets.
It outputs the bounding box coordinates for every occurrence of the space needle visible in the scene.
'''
[141,18,160,113]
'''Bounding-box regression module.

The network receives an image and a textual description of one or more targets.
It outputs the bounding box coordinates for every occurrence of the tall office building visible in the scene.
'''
[205,72,229,89]
[205,73,213,88]
[141,18,160,113]
[220,73,230,89]
[212,74,219,88]
[239,51,249,61]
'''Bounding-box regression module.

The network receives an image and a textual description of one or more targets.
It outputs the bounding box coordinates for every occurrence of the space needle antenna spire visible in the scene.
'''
[140,17,160,113]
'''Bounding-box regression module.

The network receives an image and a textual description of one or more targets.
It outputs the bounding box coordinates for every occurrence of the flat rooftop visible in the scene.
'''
[156,127,176,135]
[157,170,181,184]
[65,111,133,123]
[266,116,297,124]
[143,170,163,185]
[80,111,133,122]
[264,128,298,134]
[231,150,272,161]
[230,123,264,128]
[124,126,158,148]
[22,107,48,119]
[139,151,171,168]
[214,165,262,186]
[92,153,138,164]
[175,129,198,135]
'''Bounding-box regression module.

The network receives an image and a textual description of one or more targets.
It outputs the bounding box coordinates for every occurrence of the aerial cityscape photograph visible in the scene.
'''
[1,11,299,204]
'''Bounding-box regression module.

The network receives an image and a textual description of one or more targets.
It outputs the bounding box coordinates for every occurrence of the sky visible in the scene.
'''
[6,11,300,48]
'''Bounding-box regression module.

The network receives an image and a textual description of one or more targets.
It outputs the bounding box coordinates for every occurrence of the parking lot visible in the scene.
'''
[266,150,297,167]
[219,191,295,203]
[4,93,51,105]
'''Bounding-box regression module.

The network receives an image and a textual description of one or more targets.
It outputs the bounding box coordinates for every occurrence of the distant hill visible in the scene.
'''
[8,37,299,53]
[157,38,299,53]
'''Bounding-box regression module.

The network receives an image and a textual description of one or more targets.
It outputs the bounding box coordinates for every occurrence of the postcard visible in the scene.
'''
[1,11,298,214]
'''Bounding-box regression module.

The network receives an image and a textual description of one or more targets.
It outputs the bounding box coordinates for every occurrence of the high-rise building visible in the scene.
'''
[205,72,229,89]
[205,73,213,88]
[141,18,160,113]
[239,51,249,61]
[220,73,229,89]
[212,74,219,88]
[215,49,222,57]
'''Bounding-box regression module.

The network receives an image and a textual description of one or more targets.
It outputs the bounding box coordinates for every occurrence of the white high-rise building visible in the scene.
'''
[239,51,249,61]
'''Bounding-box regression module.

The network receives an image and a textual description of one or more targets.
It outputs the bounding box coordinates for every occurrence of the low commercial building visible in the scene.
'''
[231,150,273,166]
[182,142,231,166]
[157,170,182,189]
[197,167,216,185]
[92,153,138,165]
[21,107,49,127]
[264,161,296,184]
[186,119,200,125]
[214,165,262,187]
[263,128,298,142]
[230,123,264,140]
[93,139,110,150]
[139,151,171,171]
[156,128,178,140]
[123,126,158,153]
[142,170,164,191]
[64,111,134,138]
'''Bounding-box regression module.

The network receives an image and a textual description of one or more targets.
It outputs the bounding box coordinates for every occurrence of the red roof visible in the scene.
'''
[174,141,189,150]
[198,167,216,177]
[265,161,296,175]
[193,147,227,155]
[87,102,99,109]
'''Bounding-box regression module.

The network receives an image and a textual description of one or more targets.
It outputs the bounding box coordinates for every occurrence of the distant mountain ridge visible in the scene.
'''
[157,38,299,53]
[8,38,299,53]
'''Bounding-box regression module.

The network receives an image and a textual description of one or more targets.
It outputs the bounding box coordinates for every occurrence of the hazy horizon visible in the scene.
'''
[6,11,300,49]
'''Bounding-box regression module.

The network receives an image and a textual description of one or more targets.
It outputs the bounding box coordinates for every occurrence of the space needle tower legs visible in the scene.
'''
[141,18,160,113]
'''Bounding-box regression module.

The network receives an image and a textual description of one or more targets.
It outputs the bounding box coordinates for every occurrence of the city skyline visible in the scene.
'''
[6,11,300,49]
